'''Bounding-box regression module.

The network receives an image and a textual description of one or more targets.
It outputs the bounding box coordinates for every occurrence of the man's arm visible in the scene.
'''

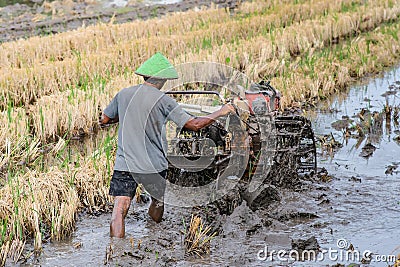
[183,104,235,131]
[100,93,119,127]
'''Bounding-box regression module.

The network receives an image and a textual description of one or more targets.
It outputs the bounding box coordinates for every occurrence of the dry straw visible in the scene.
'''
[4,0,399,142]
[0,108,34,173]
[184,215,216,257]
[0,0,370,109]
[1,0,400,262]
[29,74,139,141]
[0,0,295,69]
[0,139,113,249]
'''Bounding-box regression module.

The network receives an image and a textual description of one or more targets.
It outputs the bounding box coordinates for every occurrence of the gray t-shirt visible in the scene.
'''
[104,84,192,173]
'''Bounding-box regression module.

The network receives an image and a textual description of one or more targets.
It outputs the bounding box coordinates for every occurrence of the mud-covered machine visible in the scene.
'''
[165,81,317,185]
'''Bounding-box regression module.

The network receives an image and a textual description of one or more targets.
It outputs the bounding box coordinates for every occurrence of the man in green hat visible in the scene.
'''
[100,52,235,238]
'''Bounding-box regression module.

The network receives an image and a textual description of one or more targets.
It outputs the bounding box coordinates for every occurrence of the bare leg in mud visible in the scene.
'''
[148,197,164,223]
[110,196,132,238]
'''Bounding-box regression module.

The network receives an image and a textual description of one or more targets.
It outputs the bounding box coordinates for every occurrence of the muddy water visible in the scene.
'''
[303,66,400,266]
[20,67,400,267]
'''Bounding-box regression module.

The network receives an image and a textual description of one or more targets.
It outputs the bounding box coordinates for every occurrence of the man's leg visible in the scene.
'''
[110,196,132,238]
[109,171,137,238]
[136,170,167,223]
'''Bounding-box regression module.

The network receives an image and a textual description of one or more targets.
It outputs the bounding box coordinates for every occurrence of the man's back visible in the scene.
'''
[103,84,191,173]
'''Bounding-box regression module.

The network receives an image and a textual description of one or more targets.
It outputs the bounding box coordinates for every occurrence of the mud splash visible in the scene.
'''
[16,67,400,267]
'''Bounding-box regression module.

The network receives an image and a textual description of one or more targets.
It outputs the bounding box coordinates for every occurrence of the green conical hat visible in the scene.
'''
[135,52,178,80]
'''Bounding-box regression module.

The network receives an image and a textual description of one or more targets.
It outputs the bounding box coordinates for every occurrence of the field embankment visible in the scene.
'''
[0,0,240,43]
[1,0,400,264]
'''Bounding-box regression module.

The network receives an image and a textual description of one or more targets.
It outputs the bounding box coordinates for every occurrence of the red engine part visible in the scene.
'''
[274,93,281,110]
[244,90,280,114]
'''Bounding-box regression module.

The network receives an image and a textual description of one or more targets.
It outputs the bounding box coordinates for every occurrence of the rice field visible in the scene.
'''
[1,0,400,262]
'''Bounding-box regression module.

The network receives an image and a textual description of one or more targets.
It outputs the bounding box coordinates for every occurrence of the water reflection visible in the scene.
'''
[303,67,400,267]
[311,68,400,177]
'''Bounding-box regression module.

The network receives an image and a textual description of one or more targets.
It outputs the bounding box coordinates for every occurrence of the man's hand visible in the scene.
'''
[219,104,236,116]
[99,113,119,128]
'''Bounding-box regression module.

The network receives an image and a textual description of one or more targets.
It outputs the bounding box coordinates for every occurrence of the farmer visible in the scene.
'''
[100,52,235,238]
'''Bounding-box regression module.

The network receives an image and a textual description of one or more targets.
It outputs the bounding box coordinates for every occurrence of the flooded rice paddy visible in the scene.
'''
[18,66,400,267]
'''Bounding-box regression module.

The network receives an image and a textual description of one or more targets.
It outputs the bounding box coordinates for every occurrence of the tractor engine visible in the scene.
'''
[165,81,316,187]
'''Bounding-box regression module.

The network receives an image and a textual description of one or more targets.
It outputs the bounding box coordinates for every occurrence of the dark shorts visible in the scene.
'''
[109,170,167,200]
